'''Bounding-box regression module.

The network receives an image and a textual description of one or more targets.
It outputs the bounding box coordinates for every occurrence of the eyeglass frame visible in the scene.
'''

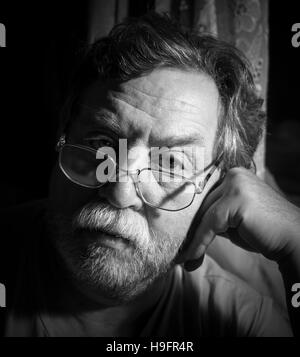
[56,134,223,212]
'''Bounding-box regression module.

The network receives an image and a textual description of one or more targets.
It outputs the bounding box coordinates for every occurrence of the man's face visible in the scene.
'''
[48,68,220,303]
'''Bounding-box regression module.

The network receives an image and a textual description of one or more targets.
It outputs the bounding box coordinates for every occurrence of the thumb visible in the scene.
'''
[183,199,226,271]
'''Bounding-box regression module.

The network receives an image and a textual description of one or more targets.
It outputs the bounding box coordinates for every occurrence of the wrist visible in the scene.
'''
[277,205,300,264]
[278,239,300,275]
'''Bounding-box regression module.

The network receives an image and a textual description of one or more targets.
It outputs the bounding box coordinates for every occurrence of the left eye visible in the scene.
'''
[158,153,185,171]
[84,136,116,150]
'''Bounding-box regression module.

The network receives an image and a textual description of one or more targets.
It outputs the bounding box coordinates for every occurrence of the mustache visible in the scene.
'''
[72,200,151,248]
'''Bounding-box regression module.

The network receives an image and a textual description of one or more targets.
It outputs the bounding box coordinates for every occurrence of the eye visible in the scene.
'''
[84,135,116,150]
[152,150,185,173]
[152,149,195,178]
[159,153,183,170]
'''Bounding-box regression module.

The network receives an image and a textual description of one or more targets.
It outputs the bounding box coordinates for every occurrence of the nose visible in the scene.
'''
[97,178,143,210]
[97,147,147,210]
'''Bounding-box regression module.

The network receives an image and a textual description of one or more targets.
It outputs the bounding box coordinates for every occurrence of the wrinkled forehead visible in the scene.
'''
[79,68,220,123]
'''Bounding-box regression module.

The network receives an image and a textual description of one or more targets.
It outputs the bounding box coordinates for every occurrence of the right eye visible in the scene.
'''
[84,135,116,150]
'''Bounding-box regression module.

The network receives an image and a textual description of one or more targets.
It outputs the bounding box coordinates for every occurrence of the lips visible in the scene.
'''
[98,232,131,250]
[80,228,134,250]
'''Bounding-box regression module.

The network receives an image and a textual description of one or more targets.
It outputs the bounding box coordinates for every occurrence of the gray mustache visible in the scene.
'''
[72,201,151,247]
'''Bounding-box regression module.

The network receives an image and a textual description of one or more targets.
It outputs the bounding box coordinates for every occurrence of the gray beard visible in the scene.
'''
[46,201,183,304]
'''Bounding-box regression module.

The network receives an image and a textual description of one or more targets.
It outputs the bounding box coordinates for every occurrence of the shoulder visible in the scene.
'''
[176,256,292,336]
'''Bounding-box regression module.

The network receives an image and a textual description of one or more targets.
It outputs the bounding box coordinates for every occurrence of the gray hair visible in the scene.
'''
[60,12,265,172]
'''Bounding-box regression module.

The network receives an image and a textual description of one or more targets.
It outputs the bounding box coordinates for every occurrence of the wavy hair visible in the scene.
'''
[61,12,266,172]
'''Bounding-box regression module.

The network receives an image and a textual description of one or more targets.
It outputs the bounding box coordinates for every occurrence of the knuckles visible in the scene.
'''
[222,167,257,202]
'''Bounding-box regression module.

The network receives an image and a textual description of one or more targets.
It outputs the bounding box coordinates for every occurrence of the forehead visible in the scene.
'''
[78,68,220,145]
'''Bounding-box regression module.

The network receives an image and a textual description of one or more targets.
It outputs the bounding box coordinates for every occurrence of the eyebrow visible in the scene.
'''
[150,133,205,148]
[80,104,205,148]
[82,105,122,135]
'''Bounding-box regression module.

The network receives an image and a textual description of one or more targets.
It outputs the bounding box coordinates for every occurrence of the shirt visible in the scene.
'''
[0,200,293,337]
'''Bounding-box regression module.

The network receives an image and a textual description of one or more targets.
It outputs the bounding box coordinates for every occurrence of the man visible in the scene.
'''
[1,13,299,337]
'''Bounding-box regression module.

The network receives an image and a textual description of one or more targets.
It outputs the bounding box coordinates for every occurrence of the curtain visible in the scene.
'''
[193,0,268,177]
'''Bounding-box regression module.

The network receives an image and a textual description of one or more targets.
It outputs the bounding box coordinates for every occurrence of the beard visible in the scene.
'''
[46,200,183,304]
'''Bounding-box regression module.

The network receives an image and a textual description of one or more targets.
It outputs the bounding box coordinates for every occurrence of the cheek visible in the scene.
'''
[48,163,96,216]
[145,203,200,243]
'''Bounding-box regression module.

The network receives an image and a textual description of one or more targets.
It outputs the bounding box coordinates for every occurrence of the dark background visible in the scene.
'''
[267,1,300,204]
[0,0,299,207]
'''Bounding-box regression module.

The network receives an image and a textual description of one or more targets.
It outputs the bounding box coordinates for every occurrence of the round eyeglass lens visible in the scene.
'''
[137,168,196,210]
[59,145,116,187]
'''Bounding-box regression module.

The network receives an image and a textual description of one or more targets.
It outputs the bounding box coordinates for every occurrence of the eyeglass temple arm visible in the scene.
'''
[197,153,224,192]
[56,134,66,152]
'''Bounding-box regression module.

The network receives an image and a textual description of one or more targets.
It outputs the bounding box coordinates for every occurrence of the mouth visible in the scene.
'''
[80,228,134,250]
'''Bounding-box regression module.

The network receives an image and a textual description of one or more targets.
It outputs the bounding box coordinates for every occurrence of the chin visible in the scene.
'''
[45,205,183,304]
[55,236,175,304]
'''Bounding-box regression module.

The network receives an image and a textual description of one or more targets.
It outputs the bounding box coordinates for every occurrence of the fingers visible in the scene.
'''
[175,180,225,265]
[182,192,257,271]
[196,178,225,220]
[181,187,237,271]
[184,198,228,263]
[184,255,205,272]
[182,200,222,271]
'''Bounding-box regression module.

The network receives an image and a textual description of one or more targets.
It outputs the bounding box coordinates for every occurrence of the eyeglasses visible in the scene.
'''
[56,134,223,212]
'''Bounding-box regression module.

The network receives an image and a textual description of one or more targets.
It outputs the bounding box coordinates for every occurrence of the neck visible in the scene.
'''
[42,219,174,336]
[47,239,174,335]
[60,269,173,336]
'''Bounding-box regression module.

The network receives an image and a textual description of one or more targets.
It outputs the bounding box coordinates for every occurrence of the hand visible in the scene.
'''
[177,167,300,271]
